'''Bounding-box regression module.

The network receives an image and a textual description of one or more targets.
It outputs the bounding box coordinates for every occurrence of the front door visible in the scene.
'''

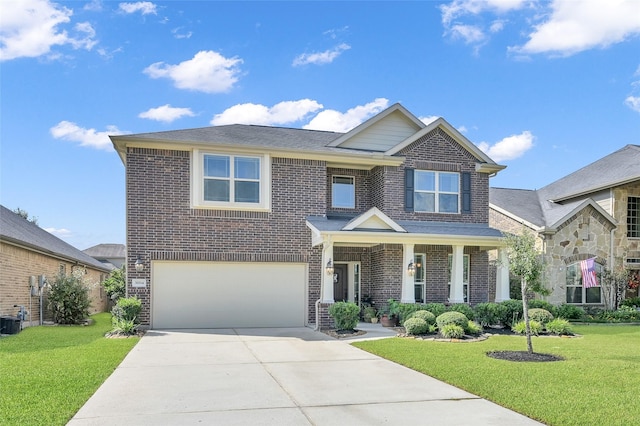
[333,264,348,302]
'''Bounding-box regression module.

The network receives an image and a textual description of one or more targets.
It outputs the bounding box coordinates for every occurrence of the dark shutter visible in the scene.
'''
[405,168,414,212]
[462,171,471,213]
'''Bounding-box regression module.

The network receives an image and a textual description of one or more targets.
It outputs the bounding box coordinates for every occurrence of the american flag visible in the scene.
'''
[580,258,599,288]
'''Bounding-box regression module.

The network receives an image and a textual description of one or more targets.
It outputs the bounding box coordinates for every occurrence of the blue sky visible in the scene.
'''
[1,0,639,250]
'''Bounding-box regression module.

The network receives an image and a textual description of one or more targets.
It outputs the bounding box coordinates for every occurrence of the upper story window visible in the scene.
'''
[414,171,459,213]
[628,196,639,238]
[332,176,355,208]
[192,150,270,210]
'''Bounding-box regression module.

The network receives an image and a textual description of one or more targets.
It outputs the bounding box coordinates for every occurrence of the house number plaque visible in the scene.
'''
[131,279,147,288]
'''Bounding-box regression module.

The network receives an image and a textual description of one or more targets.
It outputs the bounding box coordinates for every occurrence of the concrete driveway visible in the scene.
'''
[68,326,542,425]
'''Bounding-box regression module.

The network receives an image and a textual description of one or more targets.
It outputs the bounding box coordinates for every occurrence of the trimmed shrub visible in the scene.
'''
[620,297,640,308]
[111,318,137,335]
[465,320,483,335]
[111,296,142,324]
[555,303,585,320]
[473,302,501,327]
[409,310,436,326]
[497,299,524,326]
[404,317,429,335]
[397,303,422,325]
[440,324,465,339]
[436,311,468,329]
[47,272,91,325]
[528,308,554,324]
[449,303,475,320]
[329,302,360,330]
[423,303,447,317]
[528,299,556,315]
[546,318,574,335]
[102,266,126,301]
[512,320,542,336]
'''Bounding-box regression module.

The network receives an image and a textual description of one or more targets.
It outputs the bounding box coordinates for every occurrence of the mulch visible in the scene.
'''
[487,351,564,362]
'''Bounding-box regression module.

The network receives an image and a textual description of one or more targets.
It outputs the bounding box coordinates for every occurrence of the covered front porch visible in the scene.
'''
[306,208,511,328]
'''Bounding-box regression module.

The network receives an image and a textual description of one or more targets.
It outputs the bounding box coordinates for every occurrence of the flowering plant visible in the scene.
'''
[629,271,640,290]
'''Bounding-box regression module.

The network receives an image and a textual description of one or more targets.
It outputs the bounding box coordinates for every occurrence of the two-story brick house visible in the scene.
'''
[490,144,640,307]
[112,103,510,329]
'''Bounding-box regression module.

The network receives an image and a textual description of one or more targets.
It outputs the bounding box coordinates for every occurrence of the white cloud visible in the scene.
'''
[510,0,640,56]
[303,98,389,132]
[45,227,72,238]
[144,50,242,93]
[211,100,323,126]
[477,130,534,162]
[118,2,157,15]
[419,115,440,125]
[139,104,195,122]
[50,121,127,150]
[293,43,351,66]
[440,0,527,26]
[450,24,486,44]
[0,0,97,61]
[624,96,640,113]
[84,0,103,12]
[172,27,192,39]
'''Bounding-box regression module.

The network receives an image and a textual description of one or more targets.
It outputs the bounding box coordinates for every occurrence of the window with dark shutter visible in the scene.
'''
[405,168,414,212]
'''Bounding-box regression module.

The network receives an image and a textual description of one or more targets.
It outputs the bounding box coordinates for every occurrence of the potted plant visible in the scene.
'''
[378,300,399,327]
[363,306,377,323]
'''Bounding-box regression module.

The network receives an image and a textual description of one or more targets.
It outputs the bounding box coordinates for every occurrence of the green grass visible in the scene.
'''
[353,325,640,426]
[0,313,139,425]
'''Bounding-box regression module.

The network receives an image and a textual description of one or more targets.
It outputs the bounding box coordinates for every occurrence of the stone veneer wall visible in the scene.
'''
[612,182,640,263]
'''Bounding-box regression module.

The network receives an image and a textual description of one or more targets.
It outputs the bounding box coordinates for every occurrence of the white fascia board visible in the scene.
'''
[550,176,640,203]
[317,230,505,249]
[342,207,407,232]
[549,199,618,229]
[489,203,542,232]
[305,221,325,247]
[111,137,404,169]
[385,118,506,174]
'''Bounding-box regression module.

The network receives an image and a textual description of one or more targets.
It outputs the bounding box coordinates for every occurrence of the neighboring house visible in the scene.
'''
[111,103,511,329]
[84,243,126,270]
[490,144,640,307]
[0,205,111,326]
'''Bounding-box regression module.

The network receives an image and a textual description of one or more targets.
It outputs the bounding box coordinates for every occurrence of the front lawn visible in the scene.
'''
[0,313,139,425]
[353,325,639,426]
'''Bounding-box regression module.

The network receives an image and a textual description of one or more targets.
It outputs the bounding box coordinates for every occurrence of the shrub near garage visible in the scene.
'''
[47,271,91,325]
[329,301,360,330]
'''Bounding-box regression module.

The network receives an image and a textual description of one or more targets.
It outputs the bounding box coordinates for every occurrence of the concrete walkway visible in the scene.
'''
[68,324,542,425]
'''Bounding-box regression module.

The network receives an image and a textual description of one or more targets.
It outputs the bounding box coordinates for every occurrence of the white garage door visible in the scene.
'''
[152,261,307,329]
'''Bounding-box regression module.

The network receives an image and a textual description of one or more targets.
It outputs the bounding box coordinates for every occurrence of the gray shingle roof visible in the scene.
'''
[538,144,640,202]
[307,216,503,238]
[490,145,637,230]
[489,188,546,227]
[120,124,350,154]
[0,205,110,271]
[83,243,126,258]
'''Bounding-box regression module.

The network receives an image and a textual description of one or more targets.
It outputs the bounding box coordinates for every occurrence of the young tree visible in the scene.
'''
[503,229,546,354]
[102,266,126,301]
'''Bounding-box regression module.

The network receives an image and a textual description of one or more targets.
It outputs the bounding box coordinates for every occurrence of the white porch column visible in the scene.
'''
[449,245,465,303]
[321,242,334,303]
[401,243,415,303]
[495,248,511,302]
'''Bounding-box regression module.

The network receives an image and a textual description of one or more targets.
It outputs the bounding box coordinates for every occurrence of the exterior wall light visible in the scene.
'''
[134,256,144,273]
[407,260,416,276]
[325,259,334,275]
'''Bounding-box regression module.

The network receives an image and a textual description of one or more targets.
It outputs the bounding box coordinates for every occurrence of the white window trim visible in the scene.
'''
[414,253,426,302]
[414,170,460,214]
[192,149,271,211]
[566,262,602,304]
[331,175,355,209]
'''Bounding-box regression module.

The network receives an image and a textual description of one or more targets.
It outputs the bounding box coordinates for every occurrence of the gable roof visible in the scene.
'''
[0,205,110,272]
[539,144,640,202]
[83,243,126,259]
[111,103,506,173]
